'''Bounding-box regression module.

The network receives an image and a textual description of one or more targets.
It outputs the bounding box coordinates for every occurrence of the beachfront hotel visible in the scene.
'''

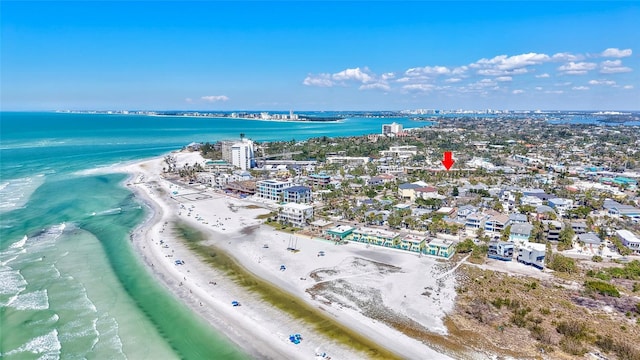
[231,139,255,170]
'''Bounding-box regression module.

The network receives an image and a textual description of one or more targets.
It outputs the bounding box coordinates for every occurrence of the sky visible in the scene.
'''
[1,1,639,111]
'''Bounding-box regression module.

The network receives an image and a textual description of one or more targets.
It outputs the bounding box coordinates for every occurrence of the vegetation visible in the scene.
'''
[584,280,620,297]
[547,253,577,273]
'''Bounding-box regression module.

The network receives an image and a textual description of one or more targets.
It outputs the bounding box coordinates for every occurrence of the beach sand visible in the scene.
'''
[120,152,463,360]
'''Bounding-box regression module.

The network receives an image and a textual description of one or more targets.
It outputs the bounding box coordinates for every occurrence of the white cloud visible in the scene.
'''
[572,86,590,91]
[536,73,550,78]
[332,67,374,83]
[557,61,597,75]
[445,78,462,83]
[381,72,395,80]
[545,90,564,94]
[359,83,390,91]
[477,67,529,76]
[623,85,634,89]
[496,76,512,82]
[535,87,543,91]
[588,79,616,86]
[601,48,632,58]
[201,95,229,102]
[303,74,334,87]
[473,52,550,70]
[185,98,193,103]
[402,84,435,92]
[451,66,468,75]
[599,59,632,74]
[512,89,524,94]
[304,67,378,87]
[405,65,451,77]
[552,52,584,62]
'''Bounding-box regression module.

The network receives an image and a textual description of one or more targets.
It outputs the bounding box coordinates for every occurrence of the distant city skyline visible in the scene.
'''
[2,1,639,111]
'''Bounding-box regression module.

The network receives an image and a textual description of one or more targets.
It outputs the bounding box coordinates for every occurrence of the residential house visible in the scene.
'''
[465,212,490,235]
[484,213,510,236]
[308,173,331,188]
[604,199,640,222]
[616,229,640,255]
[457,205,477,220]
[278,203,314,228]
[508,213,528,224]
[543,220,563,242]
[571,222,588,234]
[548,198,574,217]
[578,233,602,246]
[414,186,443,200]
[517,242,546,269]
[398,183,421,200]
[488,241,514,261]
[283,185,312,204]
[509,223,533,244]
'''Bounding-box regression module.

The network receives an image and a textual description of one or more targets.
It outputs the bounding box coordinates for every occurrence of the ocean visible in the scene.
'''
[0,112,426,359]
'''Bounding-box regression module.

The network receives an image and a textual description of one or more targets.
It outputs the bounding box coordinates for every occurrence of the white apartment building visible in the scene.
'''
[380,145,418,158]
[382,122,403,135]
[231,139,255,170]
[279,203,314,227]
[256,179,292,201]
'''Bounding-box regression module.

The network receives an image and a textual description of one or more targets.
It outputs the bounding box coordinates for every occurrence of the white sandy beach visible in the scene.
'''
[119,152,465,360]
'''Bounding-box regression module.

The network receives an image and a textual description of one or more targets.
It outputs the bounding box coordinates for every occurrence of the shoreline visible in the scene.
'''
[118,153,463,360]
[123,161,292,359]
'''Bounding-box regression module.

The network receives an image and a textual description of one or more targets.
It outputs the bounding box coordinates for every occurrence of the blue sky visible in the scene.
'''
[2,1,639,111]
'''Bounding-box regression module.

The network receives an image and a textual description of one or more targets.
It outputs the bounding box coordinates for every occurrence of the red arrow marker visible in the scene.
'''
[442,151,455,170]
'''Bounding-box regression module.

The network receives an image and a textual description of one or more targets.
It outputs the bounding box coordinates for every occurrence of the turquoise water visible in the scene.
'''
[0,112,426,359]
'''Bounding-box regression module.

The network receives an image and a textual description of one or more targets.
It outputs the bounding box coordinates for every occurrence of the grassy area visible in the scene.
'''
[262,220,299,233]
[255,212,274,220]
[172,221,404,360]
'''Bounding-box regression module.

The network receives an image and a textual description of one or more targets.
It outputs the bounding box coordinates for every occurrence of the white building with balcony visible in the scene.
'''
[278,203,314,228]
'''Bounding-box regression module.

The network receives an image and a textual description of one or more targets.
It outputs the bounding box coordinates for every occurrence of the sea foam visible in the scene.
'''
[4,329,61,358]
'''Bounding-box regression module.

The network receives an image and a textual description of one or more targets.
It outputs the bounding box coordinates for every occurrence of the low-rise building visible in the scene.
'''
[509,223,533,244]
[484,213,510,235]
[604,199,640,222]
[399,234,427,252]
[616,229,640,254]
[424,238,455,259]
[325,224,354,240]
[326,156,370,165]
[548,198,574,217]
[278,203,314,228]
[488,241,514,261]
[350,227,400,247]
[398,183,421,199]
[517,242,546,269]
[308,173,331,188]
[465,212,489,234]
